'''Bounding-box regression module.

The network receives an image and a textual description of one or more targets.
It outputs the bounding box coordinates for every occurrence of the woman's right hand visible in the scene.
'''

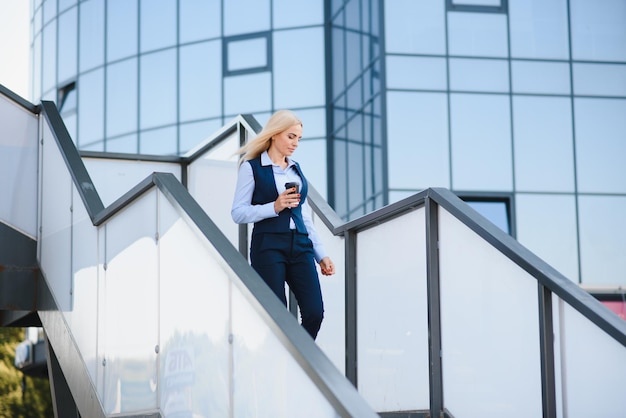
[274,188,301,213]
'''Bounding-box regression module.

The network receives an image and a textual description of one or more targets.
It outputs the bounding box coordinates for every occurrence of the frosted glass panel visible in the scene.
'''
[102,190,159,414]
[158,196,230,417]
[68,186,100,388]
[0,96,39,237]
[438,208,542,418]
[357,208,430,412]
[83,158,181,207]
[40,122,74,311]
[556,300,626,417]
[231,285,337,417]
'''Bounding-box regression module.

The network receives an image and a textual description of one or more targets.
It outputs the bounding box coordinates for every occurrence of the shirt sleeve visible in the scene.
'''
[302,198,328,263]
[231,161,279,224]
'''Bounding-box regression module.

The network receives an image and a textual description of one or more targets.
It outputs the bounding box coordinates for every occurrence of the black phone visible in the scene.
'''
[285,182,299,194]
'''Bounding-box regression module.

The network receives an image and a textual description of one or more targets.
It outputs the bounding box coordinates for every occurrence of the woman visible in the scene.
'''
[231,110,335,340]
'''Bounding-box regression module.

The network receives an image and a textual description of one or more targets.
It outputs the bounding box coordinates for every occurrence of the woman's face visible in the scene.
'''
[271,123,302,157]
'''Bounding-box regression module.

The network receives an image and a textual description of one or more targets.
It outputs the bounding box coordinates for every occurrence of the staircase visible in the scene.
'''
[1,84,625,417]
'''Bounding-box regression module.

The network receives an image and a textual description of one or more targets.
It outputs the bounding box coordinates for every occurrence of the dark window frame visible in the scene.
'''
[222,31,272,77]
[446,0,508,14]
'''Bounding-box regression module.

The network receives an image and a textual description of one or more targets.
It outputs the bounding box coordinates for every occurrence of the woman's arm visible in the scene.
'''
[231,162,278,224]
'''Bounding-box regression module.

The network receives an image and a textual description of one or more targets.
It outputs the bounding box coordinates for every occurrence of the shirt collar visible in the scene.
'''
[261,150,296,168]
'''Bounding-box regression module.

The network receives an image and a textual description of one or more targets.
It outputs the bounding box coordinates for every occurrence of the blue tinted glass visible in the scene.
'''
[449,58,509,93]
[384,0,445,54]
[346,31,362,85]
[332,27,346,98]
[573,63,626,97]
[387,92,450,190]
[509,0,570,59]
[180,41,222,122]
[227,36,268,72]
[513,96,575,192]
[466,200,509,234]
[140,49,177,130]
[57,7,77,84]
[59,0,77,12]
[386,56,447,90]
[79,0,104,72]
[107,0,137,62]
[140,126,177,155]
[223,0,269,37]
[333,137,348,218]
[273,0,323,28]
[43,0,57,25]
[223,73,271,116]
[274,28,325,109]
[578,195,626,285]
[575,98,626,194]
[106,133,138,154]
[511,61,570,95]
[570,0,626,61]
[448,12,508,57]
[179,0,221,43]
[450,94,512,190]
[42,20,57,94]
[140,0,176,53]
[516,193,579,282]
[106,58,138,137]
[78,68,104,146]
[180,119,224,155]
[33,35,42,100]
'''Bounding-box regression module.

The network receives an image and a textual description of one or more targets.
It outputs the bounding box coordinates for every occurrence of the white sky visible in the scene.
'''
[0,1,31,99]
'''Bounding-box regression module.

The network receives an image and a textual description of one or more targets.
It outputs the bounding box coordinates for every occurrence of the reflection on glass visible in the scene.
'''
[107,0,138,62]
[140,0,176,53]
[180,41,222,122]
[140,49,177,130]
[226,36,268,73]
[449,58,509,93]
[223,0,270,36]
[139,126,178,155]
[465,199,510,234]
[78,69,104,146]
[180,0,221,43]
[511,61,570,95]
[223,73,271,115]
[79,0,104,72]
[57,7,77,83]
[106,58,138,138]
[570,0,626,61]
[448,12,508,57]
[573,63,626,97]
[384,0,446,55]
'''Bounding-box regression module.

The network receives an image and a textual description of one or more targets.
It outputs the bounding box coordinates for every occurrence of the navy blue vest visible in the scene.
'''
[248,156,308,235]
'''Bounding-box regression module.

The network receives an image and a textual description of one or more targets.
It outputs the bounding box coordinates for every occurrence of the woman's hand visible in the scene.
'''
[274,188,301,213]
[319,257,335,276]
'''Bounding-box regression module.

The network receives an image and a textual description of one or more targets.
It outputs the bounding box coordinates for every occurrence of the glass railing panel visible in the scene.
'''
[554,297,626,417]
[0,95,39,237]
[66,184,100,389]
[313,212,346,373]
[231,283,339,417]
[356,208,430,412]
[83,158,181,206]
[188,159,240,248]
[101,189,159,414]
[39,121,74,311]
[438,207,542,417]
[157,193,231,417]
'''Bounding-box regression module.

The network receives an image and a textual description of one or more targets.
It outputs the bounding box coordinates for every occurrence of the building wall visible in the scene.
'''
[32,0,626,287]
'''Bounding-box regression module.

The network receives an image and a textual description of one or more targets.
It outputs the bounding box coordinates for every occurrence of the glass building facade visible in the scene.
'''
[31,0,626,288]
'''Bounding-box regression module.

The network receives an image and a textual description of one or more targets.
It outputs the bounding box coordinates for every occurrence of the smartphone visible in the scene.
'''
[285,182,299,194]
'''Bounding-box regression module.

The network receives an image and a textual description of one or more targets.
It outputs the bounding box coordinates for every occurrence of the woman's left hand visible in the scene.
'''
[319,257,335,276]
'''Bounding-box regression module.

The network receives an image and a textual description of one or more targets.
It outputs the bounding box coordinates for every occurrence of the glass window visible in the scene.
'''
[511,60,571,95]
[180,41,222,123]
[223,0,270,37]
[42,20,57,94]
[333,137,348,218]
[105,133,137,154]
[79,0,104,72]
[574,98,626,194]
[58,82,77,113]
[139,126,177,155]
[274,28,325,109]
[348,141,365,216]
[462,197,511,234]
[273,0,323,29]
[107,0,138,62]
[225,33,270,75]
[57,7,77,84]
[106,58,138,138]
[450,93,512,191]
[332,27,346,98]
[179,119,224,155]
[578,195,626,285]
[449,58,509,92]
[43,0,57,25]
[346,31,362,86]
[223,72,272,116]
[139,0,176,53]
[570,0,626,61]
[385,0,446,55]
[179,0,221,43]
[513,96,575,192]
[33,34,42,100]
[59,0,76,12]
[386,56,447,91]
[293,108,326,139]
[387,91,450,190]
[516,193,579,282]
[509,0,570,60]
[78,68,104,147]
[448,12,509,57]
[451,0,502,6]
[140,49,177,130]
[573,63,626,97]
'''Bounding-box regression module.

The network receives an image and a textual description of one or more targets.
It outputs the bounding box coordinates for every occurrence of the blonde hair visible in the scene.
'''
[237,109,302,166]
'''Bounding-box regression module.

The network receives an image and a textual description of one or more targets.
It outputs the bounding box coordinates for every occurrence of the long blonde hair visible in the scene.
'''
[237,109,302,166]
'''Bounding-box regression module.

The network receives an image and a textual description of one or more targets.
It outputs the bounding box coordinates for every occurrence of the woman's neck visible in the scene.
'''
[267,148,287,168]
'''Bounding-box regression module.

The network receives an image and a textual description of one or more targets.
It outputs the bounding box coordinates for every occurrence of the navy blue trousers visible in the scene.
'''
[250,231,324,339]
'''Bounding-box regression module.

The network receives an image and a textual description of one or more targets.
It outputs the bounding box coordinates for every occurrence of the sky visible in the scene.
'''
[0,1,31,99]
